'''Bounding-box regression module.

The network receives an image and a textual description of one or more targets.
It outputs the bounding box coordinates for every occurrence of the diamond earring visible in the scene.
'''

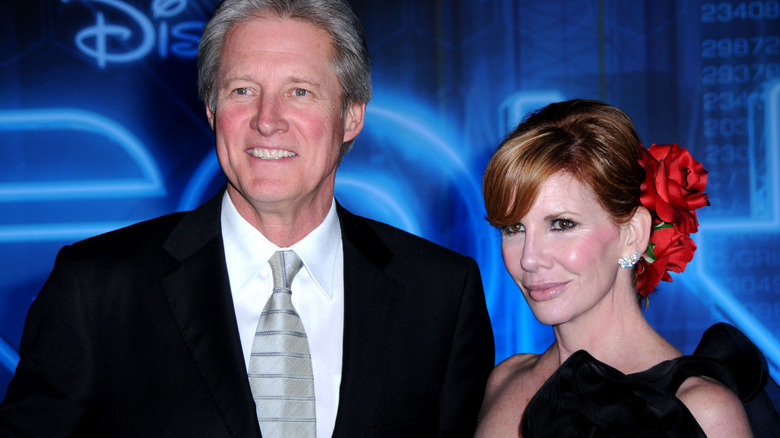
[618,250,642,268]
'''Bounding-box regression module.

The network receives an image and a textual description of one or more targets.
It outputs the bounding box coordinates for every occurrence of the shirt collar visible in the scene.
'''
[221,192,341,299]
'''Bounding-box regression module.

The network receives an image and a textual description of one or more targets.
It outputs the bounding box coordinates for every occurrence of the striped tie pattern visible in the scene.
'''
[249,250,316,437]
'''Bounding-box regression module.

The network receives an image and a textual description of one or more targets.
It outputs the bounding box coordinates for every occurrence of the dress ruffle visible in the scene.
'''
[520,323,780,437]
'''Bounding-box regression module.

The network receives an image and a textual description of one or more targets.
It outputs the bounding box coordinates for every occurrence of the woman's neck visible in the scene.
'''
[550,304,680,374]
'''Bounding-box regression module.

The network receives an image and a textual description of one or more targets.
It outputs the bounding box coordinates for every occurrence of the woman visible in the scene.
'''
[476,99,766,437]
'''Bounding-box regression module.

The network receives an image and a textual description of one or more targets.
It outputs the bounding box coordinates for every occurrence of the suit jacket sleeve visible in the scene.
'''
[0,245,99,437]
[438,256,494,437]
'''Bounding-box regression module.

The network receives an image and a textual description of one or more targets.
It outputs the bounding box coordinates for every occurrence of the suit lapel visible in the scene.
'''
[160,190,261,438]
[332,204,406,435]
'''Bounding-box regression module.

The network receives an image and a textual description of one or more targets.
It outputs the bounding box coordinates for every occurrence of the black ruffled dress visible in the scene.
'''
[520,323,780,437]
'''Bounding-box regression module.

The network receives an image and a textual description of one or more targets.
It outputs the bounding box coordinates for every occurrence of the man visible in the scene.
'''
[0,0,494,436]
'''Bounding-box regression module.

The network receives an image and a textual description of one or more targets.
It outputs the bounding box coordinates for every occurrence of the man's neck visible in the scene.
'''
[226,187,332,247]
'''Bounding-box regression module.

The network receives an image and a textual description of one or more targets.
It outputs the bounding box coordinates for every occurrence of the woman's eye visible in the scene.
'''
[552,219,576,231]
[501,223,523,235]
[234,87,249,96]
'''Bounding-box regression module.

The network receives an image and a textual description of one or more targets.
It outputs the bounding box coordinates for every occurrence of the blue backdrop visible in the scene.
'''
[2,0,780,398]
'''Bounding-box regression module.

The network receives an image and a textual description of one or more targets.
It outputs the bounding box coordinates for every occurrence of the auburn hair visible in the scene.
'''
[483,99,646,228]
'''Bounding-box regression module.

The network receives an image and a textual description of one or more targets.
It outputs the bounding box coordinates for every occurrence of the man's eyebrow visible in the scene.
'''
[219,75,253,87]
[287,75,322,87]
[218,75,323,88]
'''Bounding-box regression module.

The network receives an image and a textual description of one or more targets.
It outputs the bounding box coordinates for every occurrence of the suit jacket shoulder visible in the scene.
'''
[337,203,476,274]
[66,189,222,263]
[0,189,259,438]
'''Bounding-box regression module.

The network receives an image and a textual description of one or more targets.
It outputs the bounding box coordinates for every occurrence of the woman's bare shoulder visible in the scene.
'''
[677,376,753,438]
[488,353,540,386]
[475,353,546,438]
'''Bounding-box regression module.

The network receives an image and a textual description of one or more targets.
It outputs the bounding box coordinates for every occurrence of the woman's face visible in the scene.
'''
[501,171,628,326]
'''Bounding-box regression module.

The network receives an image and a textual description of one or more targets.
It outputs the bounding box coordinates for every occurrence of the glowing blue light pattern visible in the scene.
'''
[0,109,165,243]
[177,149,222,212]
[687,80,780,376]
[0,339,18,376]
[499,91,565,134]
[0,108,165,201]
[0,222,137,243]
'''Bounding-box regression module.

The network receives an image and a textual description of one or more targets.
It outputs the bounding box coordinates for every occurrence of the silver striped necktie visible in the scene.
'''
[249,250,316,437]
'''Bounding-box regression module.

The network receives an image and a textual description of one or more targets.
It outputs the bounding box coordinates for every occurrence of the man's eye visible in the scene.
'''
[294,88,309,97]
[234,87,249,96]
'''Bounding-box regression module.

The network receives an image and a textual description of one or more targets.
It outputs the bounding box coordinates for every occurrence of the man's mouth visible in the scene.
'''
[247,148,297,159]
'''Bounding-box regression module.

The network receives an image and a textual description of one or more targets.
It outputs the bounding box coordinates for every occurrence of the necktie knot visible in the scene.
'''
[268,250,303,290]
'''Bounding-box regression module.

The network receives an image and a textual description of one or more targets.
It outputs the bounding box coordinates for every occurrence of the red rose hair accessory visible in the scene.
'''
[636,144,710,297]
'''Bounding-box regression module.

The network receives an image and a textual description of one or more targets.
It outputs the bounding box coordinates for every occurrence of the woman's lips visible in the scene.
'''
[524,281,568,302]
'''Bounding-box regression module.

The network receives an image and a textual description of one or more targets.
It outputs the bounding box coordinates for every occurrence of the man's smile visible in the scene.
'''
[247,148,298,159]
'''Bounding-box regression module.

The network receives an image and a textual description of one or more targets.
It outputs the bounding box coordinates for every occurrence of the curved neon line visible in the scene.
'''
[0,222,134,243]
[0,336,19,374]
[364,104,488,219]
[177,149,222,211]
[365,102,504,274]
[335,175,421,235]
[0,108,165,201]
[366,106,469,172]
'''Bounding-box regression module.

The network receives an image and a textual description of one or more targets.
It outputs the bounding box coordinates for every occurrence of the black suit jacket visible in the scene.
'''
[0,190,494,437]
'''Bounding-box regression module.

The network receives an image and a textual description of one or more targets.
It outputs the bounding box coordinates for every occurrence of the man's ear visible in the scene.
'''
[205,105,216,132]
[342,102,366,143]
[625,206,652,255]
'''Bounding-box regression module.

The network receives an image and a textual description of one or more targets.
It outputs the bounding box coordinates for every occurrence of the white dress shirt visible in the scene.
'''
[221,192,344,438]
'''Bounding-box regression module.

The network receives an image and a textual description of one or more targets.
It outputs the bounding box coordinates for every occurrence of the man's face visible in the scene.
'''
[207,17,364,220]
